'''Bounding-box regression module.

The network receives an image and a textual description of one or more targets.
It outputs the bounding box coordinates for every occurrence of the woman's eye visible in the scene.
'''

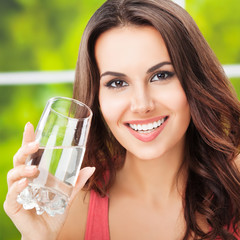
[106,80,128,88]
[151,71,174,82]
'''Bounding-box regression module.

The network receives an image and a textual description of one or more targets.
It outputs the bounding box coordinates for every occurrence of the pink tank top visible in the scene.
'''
[84,190,110,240]
[84,190,240,239]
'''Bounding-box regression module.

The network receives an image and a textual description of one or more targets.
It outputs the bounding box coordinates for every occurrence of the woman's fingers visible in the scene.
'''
[4,122,38,218]
[75,167,95,189]
[13,141,39,167]
[13,122,38,167]
[7,165,39,189]
[4,178,29,216]
[22,122,35,146]
[69,167,95,202]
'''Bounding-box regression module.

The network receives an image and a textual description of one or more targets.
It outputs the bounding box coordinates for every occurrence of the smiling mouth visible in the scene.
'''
[128,116,168,133]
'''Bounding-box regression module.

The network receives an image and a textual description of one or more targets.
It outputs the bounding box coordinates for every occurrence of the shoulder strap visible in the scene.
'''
[84,189,110,240]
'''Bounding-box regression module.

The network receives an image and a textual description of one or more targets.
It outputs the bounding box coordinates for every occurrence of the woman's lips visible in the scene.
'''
[126,116,169,142]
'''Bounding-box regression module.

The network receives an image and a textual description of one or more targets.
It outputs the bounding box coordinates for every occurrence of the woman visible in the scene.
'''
[4,0,240,239]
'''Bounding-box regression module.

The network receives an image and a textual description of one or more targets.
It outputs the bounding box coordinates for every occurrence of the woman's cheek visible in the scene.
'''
[99,92,127,125]
[160,82,189,112]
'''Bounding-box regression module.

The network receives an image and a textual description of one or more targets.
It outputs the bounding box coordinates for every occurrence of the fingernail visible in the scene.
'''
[18,178,27,185]
[91,167,96,174]
[25,165,37,172]
[24,122,31,131]
[28,142,38,148]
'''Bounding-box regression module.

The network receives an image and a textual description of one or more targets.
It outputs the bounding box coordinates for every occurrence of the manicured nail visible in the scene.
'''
[28,142,38,148]
[24,122,31,131]
[25,165,37,172]
[18,178,27,185]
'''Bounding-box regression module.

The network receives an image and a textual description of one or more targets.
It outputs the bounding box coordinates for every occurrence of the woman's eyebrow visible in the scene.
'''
[147,61,172,74]
[100,61,172,79]
[100,71,126,79]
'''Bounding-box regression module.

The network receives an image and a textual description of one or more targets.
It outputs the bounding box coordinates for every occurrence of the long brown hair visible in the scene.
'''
[73,0,240,239]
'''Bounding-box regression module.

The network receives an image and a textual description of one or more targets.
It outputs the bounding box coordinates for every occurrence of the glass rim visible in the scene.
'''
[48,96,93,120]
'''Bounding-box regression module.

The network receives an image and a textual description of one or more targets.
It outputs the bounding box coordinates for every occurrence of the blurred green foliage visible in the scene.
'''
[0,0,240,239]
[187,0,240,64]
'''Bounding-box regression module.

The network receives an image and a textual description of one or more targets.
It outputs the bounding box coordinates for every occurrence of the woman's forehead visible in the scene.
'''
[95,26,171,73]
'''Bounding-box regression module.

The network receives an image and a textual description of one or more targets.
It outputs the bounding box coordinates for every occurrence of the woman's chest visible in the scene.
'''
[108,196,186,240]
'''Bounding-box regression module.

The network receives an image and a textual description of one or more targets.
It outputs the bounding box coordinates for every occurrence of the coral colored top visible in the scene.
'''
[84,190,240,240]
[84,190,110,240]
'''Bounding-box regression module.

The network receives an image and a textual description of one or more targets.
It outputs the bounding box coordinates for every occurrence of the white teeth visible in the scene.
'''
[147,123,153,130]
[142,124,148,131]
[129,118,166,132]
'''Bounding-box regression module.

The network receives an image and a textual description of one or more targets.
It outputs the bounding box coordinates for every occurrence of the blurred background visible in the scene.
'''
[0,0,240,239]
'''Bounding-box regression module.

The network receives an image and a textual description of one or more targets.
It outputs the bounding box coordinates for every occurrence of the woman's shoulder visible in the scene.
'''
[234,153,240,171]
[57,189,91,240]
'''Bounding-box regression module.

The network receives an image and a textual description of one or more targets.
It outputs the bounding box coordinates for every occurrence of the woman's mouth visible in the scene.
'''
[126,116,169,142]
[128,117,168,133]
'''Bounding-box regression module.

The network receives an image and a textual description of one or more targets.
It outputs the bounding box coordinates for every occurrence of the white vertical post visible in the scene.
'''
[172,0,185,8]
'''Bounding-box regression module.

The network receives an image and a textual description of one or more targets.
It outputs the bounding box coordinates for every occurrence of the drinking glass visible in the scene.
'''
[17,97,92,216]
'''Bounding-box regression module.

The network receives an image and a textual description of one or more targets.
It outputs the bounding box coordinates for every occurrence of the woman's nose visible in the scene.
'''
[130,87,154,114]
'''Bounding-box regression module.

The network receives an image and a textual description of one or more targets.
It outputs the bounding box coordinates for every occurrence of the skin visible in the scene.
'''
[4,122,95,240]
[96,25,191,240]
[7,25,239,239]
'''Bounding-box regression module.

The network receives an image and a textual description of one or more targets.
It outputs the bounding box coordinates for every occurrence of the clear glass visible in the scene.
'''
[17,97,92,216]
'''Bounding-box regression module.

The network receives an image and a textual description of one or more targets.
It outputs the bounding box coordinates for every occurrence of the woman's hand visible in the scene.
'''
[4,122,95,240]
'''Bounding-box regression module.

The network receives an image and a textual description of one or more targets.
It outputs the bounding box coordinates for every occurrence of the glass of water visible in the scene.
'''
[17,96,92,216]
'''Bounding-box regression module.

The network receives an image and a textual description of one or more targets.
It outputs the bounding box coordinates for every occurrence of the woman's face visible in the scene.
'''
[96,26,191,161]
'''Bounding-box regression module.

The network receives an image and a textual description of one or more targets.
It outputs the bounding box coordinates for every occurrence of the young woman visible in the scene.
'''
[4,0,240,239]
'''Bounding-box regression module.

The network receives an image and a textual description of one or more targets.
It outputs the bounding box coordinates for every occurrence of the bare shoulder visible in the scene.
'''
[234,153,240,171]
[57,189,90,240]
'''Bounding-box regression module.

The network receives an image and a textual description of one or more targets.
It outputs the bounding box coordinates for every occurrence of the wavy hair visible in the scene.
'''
[73,0,240,238]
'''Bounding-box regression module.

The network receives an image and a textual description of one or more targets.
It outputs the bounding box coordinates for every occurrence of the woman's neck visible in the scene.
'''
[115,145,188,204]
